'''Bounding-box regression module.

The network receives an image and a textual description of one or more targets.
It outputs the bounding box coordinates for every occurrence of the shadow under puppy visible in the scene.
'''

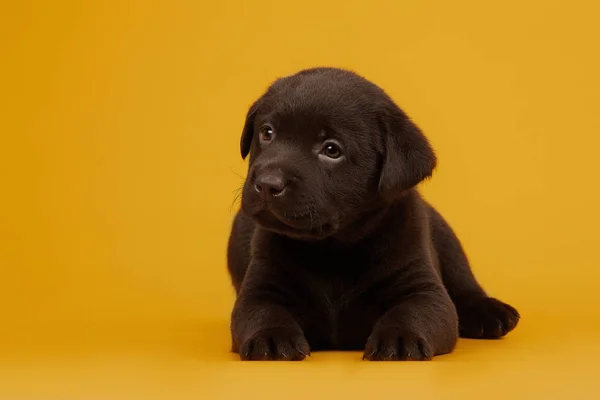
[227,67,519,361]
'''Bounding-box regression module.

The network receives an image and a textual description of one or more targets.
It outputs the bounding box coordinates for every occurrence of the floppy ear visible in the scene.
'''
[378,104,437,200]
[240,99,261,160]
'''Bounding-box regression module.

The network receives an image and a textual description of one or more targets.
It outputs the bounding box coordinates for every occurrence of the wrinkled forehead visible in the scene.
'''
[255,90,378,149]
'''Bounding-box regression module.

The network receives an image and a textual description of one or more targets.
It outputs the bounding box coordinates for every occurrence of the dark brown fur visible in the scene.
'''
[227,67,519,361]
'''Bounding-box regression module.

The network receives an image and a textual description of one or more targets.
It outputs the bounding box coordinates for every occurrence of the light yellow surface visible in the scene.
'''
[1,0,599,398]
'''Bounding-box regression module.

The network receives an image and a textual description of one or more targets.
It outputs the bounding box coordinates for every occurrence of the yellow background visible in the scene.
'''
[1,0,599,398]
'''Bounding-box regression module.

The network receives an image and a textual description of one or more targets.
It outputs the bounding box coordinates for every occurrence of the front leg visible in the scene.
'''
[363,270,458,361]
[231,259,310,361]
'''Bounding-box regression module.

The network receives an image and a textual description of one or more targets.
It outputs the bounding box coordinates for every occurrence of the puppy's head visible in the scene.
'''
[239,68,436,240]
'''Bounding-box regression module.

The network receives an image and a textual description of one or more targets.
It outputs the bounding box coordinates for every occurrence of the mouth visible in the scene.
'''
[252,209,336,240]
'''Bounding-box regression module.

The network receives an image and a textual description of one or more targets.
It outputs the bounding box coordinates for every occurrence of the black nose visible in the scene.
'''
[254,173,286,198]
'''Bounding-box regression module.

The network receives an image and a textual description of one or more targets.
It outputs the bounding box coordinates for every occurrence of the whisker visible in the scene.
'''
[228,167,247,181]
[229,184,244,212]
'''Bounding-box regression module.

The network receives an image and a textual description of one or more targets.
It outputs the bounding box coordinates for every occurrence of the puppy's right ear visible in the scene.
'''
[240,99,261,160]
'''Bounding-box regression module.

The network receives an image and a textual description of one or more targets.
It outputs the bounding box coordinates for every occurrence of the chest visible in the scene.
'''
[281,244,386,350]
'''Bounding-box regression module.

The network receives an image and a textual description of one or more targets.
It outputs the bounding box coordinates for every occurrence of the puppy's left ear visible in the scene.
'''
[240,99,261,160]
[378,104,437,200]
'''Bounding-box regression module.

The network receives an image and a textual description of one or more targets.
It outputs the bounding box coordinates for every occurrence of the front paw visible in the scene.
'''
[363,327,433,361]
[457,297,520,339]
[239,327,310,361]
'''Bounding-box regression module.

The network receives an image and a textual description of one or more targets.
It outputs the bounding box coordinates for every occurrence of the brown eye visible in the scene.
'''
[259,126,274,142]
[322,142,342,159]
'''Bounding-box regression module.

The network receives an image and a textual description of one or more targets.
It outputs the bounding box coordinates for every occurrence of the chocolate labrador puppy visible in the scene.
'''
[227,67,519,361]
